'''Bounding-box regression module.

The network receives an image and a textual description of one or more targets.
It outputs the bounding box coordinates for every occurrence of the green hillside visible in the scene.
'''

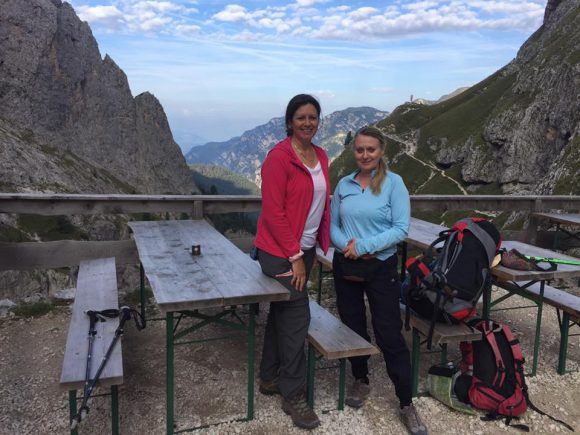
[190,164,260,195]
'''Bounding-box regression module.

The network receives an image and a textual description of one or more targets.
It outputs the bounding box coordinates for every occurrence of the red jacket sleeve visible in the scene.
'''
[260,150,301,258]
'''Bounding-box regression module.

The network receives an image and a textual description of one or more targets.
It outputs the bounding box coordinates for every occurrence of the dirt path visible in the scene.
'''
[1,283,579,434]
[384,133,469,195]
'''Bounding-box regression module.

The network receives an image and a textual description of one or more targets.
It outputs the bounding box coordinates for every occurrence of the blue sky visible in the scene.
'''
[69,0,547,150]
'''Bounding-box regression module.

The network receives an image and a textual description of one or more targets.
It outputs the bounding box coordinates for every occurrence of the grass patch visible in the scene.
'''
[492,212,511,229]
[390,154,431,193]
[416,70,516,162]
[17,215,89,241]
[13,301,55,318]
[416,173,463,195]
[504,216,526,231]
[541,7,580,62]
[567,49,580,65]
[0,224,32,242]
[553,136,580,195]
[411,211,445,226]
[329,148,357,190]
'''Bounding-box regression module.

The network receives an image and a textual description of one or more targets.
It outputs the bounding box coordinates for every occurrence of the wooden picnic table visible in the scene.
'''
[128,219,289,434]
[531,212,580,249]
[403,219,580,375]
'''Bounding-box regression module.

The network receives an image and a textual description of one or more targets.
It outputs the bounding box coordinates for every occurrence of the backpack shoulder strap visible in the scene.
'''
[457,218,497,267]
[482,322,507,389]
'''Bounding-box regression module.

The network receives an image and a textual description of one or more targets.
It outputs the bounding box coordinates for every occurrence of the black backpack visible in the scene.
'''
[403,218,501,348]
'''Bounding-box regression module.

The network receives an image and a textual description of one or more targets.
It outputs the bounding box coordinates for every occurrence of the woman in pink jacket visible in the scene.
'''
[253,94,331,429]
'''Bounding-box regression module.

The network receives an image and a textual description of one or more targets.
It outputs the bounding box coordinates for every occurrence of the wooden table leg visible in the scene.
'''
[166,312,174,435]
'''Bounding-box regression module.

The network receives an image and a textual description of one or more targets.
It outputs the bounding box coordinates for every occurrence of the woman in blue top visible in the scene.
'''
[330,126,427,435]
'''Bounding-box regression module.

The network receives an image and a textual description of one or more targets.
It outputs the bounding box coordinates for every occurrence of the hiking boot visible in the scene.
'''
[345,378,370,408]
[400,403,428,435]
[282,391,320,430]
[259,377,280,396]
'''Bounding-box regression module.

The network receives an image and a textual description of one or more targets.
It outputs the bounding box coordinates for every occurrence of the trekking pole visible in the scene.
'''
[74,309,116,426]
[523,255,580,266]
[71,306,145,430]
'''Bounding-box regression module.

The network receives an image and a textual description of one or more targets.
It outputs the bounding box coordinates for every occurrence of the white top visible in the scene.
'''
[300,162,327,249]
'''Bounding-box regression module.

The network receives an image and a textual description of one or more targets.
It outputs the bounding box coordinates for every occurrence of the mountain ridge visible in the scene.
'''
[185,106,389,185]
[331,0,579,198]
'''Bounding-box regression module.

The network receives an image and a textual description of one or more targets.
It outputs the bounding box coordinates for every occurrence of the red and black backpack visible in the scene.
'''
[454,319,574,432]
[403,218,501,348]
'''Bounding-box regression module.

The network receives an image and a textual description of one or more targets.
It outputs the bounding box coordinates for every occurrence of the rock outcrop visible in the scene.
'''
[371,0,579,195]
[0,0,196,195]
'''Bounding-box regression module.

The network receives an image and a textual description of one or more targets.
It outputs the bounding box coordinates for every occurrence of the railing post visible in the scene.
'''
[192,200,203,219]
[525,198,542,244]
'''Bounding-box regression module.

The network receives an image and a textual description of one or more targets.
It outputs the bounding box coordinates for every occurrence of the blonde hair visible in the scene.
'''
[353,126,387,195]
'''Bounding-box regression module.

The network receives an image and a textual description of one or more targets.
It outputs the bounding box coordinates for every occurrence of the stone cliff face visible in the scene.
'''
[371,0,579,195]
[0,0,196,195]
[0,0,199,304]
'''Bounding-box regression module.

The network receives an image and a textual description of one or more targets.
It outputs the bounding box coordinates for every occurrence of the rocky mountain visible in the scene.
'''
[185,107,389,185]
[412,87,470,106]
[331,0,579,199]
[0,0,200,304]
[0,0,197,195]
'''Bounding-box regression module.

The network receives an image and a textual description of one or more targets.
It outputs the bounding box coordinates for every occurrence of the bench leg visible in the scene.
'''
[306,344,316,408]
[338,359,346,411]
[166,312,174,435]
[111,385,119,435]
[557,312,570,375]
[140,263,146,321]
[530,281,545,377]
[246,303,257,421]
[411,328,420,397]
[68,390,78,435]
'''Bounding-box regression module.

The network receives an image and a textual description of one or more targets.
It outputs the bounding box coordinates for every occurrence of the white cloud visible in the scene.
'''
[310,0,545,40]
[231,30,261,41]
[349,7,379,20]
[213,4,249,22]
[467,1,544,14]
[74,0,546,42]
[77,5,124,27]
[403,1,441,11]
[295,0,327,7]
[75,1,201,36]
[327,5,350,13]
[175,24,201,35]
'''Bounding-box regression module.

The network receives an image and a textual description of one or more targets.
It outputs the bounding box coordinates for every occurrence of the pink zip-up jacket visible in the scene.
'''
[254,136,331,259]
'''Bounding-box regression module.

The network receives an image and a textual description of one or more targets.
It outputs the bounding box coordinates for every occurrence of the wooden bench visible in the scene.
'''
[306,300,379,410]
[60,257,122,435]
[497,280,580,374]
[314,247,482,397]
[400,304,482,396]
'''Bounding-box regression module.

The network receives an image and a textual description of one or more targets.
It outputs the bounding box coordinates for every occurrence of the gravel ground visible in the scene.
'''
[1,283,579,434]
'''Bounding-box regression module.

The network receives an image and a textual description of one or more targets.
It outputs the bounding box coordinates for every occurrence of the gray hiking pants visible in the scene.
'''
[257,247,316,399]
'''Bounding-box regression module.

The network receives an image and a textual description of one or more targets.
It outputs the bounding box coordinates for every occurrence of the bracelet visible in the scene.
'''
[289,250,304,263]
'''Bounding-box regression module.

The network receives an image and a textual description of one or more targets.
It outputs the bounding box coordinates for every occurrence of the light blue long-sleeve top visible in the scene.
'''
[330,170,410,260]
